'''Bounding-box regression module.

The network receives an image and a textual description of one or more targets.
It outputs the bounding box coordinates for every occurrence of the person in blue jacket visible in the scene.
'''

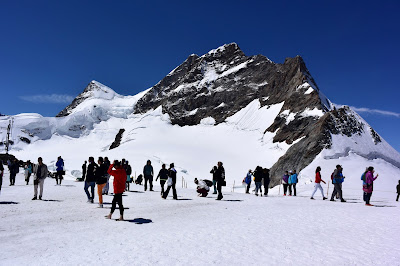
[330,165,346,202]
[243,170,252,194]
[55,156,64,185]
[288,170,298,196]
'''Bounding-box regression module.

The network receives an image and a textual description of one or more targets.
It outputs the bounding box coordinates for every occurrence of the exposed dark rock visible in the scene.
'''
[0,153,17,163]
[19,137,31,144]
[369,127,382,144]
[268,106,367,186]
[109,129,125,150]
[134,43,325,126]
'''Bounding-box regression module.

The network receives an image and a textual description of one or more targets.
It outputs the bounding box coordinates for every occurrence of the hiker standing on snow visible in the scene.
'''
[210,166,218,195]
[263,168,270,196]
[96,157,108,208]
[84,157,98,203]
[363,166,379,206]
[243,169,252,194]
[330,165,346,202]
[289,170,298,196]
[24,161,33,185]
[106,160,127,221]
[102,157,111,195]
[125,161,132,191]
[282,171,289,196]
[311,166,327,200]
[254,166,263,196]
[26,160,32,185]
[9,159,19,186]
[163,163,177,199]
[143,160,154,191]
[55,156,64,185]
[0,161,4,195]
[32,157,48,200]
[81,161,87,181]
[215,161,225,200]
[156,164,169,196]
[396,180,400,202]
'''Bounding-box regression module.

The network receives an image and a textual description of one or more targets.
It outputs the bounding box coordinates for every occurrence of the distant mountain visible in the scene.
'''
[1,43,399,187]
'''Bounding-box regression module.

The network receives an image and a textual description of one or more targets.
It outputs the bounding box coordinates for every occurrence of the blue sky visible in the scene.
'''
[1,0,399,151]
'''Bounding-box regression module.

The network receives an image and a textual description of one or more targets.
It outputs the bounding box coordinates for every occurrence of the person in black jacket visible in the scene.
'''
[0,161,4,195]
[210,166,218,194]
[125,161,132,191]
[396,180,400,201]
[9,159,19,186]
[215,161,225,200]
[253,166,263,196]
[263,168,270,196]
[84,157,98,203]
[96,157,108,208]
[163,163,177,200]
[156,164,169,196]
[82,161,87,181]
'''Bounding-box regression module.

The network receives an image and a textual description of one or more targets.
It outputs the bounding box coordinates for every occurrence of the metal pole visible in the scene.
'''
[6,120,11,154]
[326,181,330,198]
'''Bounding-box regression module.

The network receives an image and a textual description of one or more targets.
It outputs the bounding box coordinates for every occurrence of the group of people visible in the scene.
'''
[308,165,381,206]
[281,170,298,196]
[1,156,399,210]
[243,166,270,196]
[192,161,226,200]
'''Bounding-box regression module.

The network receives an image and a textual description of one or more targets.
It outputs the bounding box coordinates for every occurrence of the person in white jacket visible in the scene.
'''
[194,178,210,197]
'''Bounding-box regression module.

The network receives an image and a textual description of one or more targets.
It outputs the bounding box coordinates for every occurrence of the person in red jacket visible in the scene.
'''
[106,160,126,221]
[311,166,327,200]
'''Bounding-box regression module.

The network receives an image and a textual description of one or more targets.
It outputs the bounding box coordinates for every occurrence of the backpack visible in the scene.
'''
[204,179,213,187]
[361,172,367,184]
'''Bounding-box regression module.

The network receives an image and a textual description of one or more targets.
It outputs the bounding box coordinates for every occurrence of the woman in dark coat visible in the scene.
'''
[163,163,177,200]
[215,161,225,200]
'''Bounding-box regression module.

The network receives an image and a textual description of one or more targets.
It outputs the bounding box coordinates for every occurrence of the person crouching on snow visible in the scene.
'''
[106,160,127,221]
[194,178,210,197]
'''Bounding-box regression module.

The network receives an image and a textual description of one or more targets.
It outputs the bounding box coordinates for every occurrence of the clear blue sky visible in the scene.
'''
[1,0,399,152]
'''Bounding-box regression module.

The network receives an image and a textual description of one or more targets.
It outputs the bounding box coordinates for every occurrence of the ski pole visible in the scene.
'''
[278,178,282,195]
[326,181,330,198]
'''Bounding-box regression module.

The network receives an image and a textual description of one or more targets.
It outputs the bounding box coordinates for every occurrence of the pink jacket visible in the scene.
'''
[363,171,377,193]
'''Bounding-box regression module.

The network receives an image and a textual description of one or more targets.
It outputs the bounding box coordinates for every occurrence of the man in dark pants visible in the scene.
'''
[156,164,169,196]
[143,160,154,191]
[396,180,400,201]
[84,157,97,203]
[215,161,225,200]
[82,161,87,181]
[330,165,346,202]
[9,159,19,186]
[163,163,177,200]
[210,166,218,194]
[0,161,4,195]
[263,168,270,196]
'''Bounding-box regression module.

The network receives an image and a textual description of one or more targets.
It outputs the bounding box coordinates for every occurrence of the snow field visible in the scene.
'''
[0,168,399,266]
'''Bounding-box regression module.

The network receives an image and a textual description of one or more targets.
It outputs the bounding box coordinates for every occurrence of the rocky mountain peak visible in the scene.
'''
[134,44,324,128]
[56,80,116,117]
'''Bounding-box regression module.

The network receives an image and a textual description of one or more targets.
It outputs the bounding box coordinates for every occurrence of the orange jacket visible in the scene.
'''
[108,164,126,194]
